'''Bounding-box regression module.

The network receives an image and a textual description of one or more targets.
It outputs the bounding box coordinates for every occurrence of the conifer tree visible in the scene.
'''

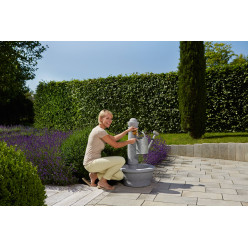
[178,41,206,139]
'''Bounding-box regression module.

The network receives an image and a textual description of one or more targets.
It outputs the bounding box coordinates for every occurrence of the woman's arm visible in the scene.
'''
[113,126,138,141]
[102,135,136,149]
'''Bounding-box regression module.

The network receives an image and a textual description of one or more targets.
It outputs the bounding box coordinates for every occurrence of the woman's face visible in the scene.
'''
[101,113,113,128]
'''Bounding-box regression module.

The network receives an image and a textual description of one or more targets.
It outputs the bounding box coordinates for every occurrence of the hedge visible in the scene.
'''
[34,63,248,133]
[34,72,180,133]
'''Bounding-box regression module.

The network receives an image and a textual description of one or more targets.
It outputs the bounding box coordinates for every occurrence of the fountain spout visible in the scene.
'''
[147,130,159,150]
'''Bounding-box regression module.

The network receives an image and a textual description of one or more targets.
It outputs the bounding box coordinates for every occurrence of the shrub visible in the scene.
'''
[0,141,46,206]
[60,128,92,180]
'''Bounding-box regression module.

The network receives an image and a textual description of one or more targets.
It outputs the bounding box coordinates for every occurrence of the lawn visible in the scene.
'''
[160,132,248,145]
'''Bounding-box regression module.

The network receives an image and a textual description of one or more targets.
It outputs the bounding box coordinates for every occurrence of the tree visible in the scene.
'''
[230,53,248,65]
[204,41,236,68]
[0,41,47,125]
[178,41,206,139]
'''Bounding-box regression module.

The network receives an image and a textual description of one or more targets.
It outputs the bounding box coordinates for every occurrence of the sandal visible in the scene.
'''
[82,178,97,187]
[97,184,115,190]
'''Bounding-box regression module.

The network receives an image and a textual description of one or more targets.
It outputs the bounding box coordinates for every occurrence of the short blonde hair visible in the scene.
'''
[98,109,113,124]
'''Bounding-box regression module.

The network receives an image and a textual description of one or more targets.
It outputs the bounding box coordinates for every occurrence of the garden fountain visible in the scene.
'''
[121,118,159,187]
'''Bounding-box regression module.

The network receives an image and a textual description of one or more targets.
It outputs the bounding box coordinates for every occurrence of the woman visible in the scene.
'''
[83,110,137,190]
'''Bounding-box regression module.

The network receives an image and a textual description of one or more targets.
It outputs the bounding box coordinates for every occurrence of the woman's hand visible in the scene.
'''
[127,126,138,133]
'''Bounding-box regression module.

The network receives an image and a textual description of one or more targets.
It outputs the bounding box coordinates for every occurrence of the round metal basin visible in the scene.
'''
[121,163,155,187]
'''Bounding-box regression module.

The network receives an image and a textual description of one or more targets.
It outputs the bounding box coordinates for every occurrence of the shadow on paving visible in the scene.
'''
[110,181,205,195]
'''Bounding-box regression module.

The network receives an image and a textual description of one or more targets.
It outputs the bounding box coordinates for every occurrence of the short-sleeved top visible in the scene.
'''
[83,126,109,166]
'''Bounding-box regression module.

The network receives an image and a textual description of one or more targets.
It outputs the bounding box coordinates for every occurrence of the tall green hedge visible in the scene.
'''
[34,63,248,133]
[34,72,180,133]
[205,63,248,132]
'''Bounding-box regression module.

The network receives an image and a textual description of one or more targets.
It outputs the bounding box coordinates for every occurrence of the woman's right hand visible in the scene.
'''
[128,138,137,144]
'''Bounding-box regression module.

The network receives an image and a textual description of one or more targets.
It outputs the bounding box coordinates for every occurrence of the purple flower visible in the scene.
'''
[142,135,170,165]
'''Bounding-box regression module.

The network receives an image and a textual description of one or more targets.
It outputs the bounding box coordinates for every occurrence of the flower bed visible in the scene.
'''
[0,126,77,185]
[0,126,170,186]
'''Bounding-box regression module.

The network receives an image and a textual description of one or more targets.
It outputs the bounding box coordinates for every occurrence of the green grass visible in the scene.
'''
[160,132,248,145]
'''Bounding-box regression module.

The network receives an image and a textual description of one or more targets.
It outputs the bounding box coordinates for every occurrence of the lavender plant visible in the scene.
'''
[0,127,77,185]
[142,135,170,165]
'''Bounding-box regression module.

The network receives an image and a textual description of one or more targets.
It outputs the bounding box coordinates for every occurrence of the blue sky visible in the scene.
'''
[27,41,248,92]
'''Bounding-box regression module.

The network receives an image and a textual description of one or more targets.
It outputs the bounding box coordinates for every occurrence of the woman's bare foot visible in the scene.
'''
[89,173,98,187]
[98,178,115,190]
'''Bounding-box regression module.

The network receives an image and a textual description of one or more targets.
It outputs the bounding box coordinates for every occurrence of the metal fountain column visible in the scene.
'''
[127,118,139,165]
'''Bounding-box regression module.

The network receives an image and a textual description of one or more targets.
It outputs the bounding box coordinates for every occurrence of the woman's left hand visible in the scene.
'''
[127,126,138,133]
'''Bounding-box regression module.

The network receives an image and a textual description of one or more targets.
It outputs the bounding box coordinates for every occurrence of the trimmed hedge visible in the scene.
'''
[205,63,248,132]
[34,63,248,133]
[34,73,180,133]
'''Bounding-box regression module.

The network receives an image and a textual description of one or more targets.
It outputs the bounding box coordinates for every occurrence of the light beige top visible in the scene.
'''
[83,126,108,166]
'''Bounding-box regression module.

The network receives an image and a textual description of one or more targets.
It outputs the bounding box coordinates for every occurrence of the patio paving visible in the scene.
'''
[45,156,248,206]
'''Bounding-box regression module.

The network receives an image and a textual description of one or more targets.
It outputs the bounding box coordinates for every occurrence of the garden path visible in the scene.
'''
[45,156,248,206]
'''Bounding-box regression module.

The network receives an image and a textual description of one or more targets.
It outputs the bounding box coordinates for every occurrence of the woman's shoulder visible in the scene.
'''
[92,126,108,136]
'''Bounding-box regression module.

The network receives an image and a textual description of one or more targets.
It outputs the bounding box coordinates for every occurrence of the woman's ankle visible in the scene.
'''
[89,173,97,185]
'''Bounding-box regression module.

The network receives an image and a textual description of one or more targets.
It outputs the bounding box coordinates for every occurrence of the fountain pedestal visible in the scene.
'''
[121,118,155,187]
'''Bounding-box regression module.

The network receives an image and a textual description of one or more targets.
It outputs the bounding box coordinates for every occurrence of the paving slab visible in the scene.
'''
[45,190,59,197]
[96,197,144,206]
[86,192,110,206]
[72,189,104,206]
[53,190,93,206]
[222,194,248,203]
[200,178,233,184]
[228,174,248,179]
[105,192,141,199]
[236,189,248,195]
[232,180,248,185]
[137,194,156,201]
[45,191,74,206]
[220,183,248,190]
[206,187,237,195]
[174,176,200,182]
[154,193,197,205]
[197,198,242,206]
[142,201,185,206]
[182,190,222,200]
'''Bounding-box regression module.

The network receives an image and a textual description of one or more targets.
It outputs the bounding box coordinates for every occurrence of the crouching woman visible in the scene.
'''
[83,110,137,190]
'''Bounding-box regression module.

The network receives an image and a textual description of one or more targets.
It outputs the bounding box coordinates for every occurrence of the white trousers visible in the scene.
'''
[85,156,125,181]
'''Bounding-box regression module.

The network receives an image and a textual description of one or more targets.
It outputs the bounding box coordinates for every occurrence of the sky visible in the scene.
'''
[27,41,248,93]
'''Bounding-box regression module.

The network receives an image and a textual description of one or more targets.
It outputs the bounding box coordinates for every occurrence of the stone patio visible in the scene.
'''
[45,156,248,206]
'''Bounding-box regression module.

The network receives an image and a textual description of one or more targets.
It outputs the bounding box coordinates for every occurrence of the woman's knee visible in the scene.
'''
[115,156,125,165]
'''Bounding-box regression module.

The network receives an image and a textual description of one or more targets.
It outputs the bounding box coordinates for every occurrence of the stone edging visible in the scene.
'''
[169,143,248,162]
